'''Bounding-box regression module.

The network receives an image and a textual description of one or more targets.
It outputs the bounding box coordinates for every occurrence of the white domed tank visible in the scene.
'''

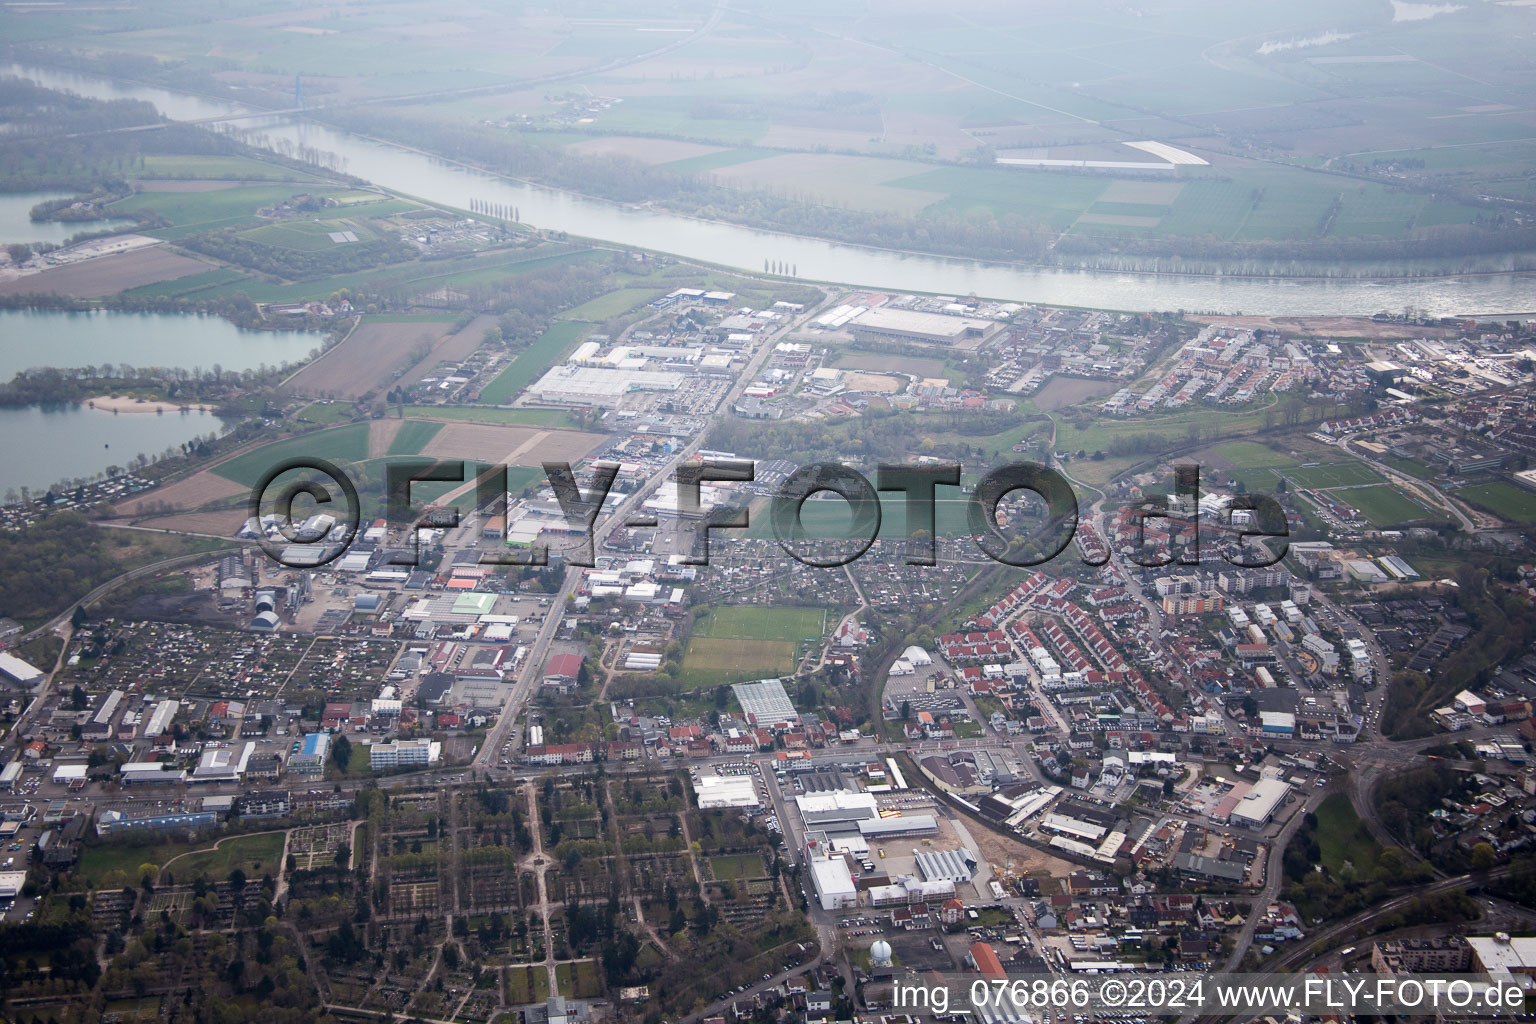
[870,939,893,969]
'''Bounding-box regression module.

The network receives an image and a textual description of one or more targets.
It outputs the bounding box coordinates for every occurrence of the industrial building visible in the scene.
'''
[0,652,43,690]
[848,307,1002,347]
[795,791,879,829]
[143,700,179,739]
[1229,777,1291,828]
[192,742,255,783]
[525,365,683,407]
[1468,934,1536,983]
[913,847,976,884]
[694,774,760,809]
[804,832,858,910]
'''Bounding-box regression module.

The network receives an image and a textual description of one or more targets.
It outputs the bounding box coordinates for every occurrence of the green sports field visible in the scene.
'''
[1286,462,1385,489]
[679,638,796,687]
[680,606,827,687]
[1459,481,1536,522]
[1333,483,1439,526]
[693,606,827,643]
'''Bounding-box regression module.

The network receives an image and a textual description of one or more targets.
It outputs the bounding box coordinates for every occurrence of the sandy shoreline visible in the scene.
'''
[84,395,215,414]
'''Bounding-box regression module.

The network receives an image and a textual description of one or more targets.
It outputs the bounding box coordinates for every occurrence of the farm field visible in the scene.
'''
[394,314,500,391]
[0,248,215,298]
[115,468,246,517]
[284,318,445,399]
[211,423,371,486]
[417,422,604,466]
[710,153,945,216]
[1459,481,1536,522]
[119,267,251,300]
[403,405,572,427]
[240,217,380,251]
[134,154,326,181]
[563,136,725,164]
[477,321,591,404]
[558,287,668,321]
[193,244,597,306]
[384,419,445,456]
[112,185,325,239]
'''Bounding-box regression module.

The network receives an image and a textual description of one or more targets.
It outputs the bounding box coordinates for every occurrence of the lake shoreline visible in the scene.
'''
[85,395,215,415]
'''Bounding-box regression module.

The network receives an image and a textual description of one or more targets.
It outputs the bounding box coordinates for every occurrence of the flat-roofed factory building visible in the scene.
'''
[849,308,1003,348]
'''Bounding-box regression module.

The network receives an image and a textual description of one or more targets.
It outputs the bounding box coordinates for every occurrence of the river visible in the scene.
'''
[7,61,1536,316]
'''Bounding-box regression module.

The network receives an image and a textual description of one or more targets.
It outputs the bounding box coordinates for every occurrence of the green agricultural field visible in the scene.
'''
[894,166,1107,229]
[693,605,827,643]
[709,853,765,880]
[664,147,778,174]
[211,423,371,486]
[477,321,591,404]
[135,154,325,181]
[194,245,597,306]
[240,218,378,252]
[1459,481,1536,522]
[119,267,251,300]
[385,419,444,456]
[112,185,322,239]
[1332,483,1437,526]
[165,832,286,881]
[558,287,667,321]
